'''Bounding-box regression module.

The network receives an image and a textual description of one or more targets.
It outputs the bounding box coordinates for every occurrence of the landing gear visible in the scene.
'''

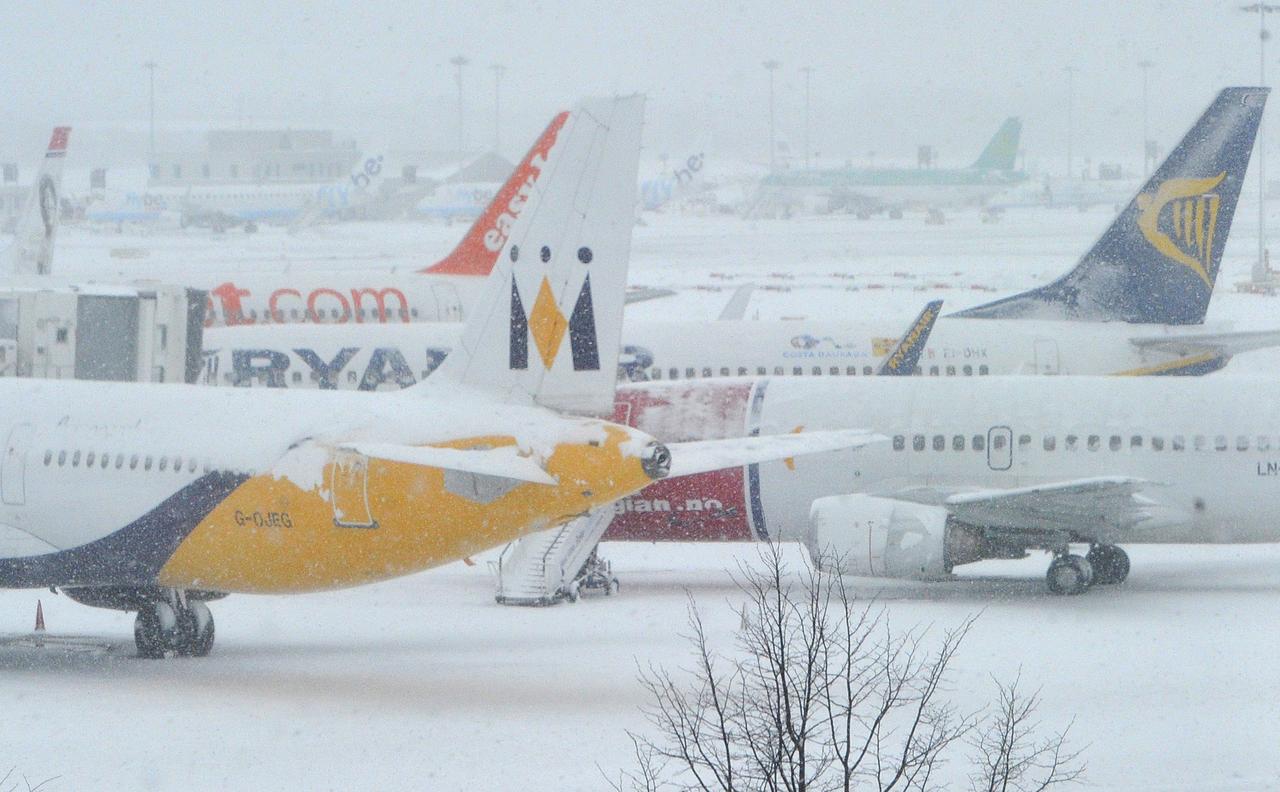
[1045,553,1093,595]
[133,595,216,658]
[1086,544,1130,585]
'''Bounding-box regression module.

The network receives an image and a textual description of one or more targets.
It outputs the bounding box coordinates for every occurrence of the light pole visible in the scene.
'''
[143,60,157,167]
[450,55,469,154]
[763,60,780,172]
[800,66,813,169]
[490,63,505,152]
[1063,65,1076,179]
[1138,60,1154,177]
[1243,4,1279,281]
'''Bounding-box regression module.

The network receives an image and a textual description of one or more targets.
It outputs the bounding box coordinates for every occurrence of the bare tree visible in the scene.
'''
[610,544,1085,792]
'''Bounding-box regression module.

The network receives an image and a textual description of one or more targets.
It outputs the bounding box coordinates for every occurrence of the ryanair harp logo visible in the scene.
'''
[1135,172,1226,287]
[509,275,599,371]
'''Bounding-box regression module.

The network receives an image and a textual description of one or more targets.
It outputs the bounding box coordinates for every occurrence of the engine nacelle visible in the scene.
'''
[808,494,955,579]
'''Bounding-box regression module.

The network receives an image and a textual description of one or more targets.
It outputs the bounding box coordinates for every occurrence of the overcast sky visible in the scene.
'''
[0,1,1269,174]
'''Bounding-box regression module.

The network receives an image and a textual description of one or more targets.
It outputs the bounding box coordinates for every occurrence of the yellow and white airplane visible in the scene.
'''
[0,96,875,658]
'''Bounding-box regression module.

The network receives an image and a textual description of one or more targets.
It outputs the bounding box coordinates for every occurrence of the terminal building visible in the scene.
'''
[148,129,360,187]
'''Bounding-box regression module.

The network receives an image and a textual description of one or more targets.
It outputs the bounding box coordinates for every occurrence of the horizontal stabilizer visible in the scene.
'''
[1129,328,1280,358]
[339,442,555,484]
[665,429,884,479]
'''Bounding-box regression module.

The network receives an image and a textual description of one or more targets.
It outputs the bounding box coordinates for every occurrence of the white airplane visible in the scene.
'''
[5,127,70,277]
[195,88,1279,387]
[605,372,1280,595]
[0,96,876,657]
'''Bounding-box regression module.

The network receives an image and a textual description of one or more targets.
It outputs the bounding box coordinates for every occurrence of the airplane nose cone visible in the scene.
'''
[640,442,671,480]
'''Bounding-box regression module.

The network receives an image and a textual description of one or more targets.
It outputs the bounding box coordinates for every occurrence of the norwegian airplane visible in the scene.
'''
[5,127,71,277]
[604,370,1280,595]
[197,88,1280,388]
[0,96,876,657]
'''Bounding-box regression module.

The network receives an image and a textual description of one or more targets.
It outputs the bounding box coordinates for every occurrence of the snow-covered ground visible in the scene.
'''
[3,204,1280,789]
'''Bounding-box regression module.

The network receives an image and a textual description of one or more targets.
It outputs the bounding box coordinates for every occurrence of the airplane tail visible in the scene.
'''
[7,127,70,276]
[422,96,645,415]
[877,300,942,375]
[953,87,1267,325]
[969,117,1021,171]
[419,110,570,276]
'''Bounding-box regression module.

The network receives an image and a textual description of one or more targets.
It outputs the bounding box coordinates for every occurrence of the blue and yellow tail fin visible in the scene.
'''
[954,87,1267,325]
[877,300,942,376]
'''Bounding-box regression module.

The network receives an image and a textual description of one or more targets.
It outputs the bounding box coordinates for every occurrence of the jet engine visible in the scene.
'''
[807,494,992,579]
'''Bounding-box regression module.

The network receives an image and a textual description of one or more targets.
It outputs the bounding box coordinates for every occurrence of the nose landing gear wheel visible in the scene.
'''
[1086,544,1130,585]
[1046,554,1094,595]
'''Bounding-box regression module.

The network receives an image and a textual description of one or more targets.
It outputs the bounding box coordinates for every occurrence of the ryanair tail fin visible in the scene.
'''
[420,110,570,276]
[423,96,645,415]
[954,88,1267,325]
[7,127,70,276]
[970,117,1021,171]
[877,300,942,375]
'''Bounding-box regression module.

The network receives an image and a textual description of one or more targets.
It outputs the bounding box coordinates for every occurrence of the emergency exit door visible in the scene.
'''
[330,449,377,529]
[987,426,1013,471]
[2,424,33,505]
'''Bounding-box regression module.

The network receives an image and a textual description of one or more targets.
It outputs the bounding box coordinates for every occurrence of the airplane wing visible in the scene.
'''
[339,442,556,484]
[665,429,884,479]
[1129,329,1280,359]
[938,476,1169,534]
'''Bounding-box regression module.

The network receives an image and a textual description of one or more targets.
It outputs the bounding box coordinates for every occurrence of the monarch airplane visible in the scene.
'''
[0,96,874,658]
[194,89,1280,389]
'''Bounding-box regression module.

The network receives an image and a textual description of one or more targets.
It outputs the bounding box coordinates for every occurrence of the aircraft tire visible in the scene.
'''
[134,602,178,659]
[1086,545,1130,585]
[175,601,215,657]
[1045,554,1093,596]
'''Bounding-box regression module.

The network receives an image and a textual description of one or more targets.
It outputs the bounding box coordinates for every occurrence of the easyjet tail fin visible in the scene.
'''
[420,111,570,276]
[954,88,1266,325]
[970,117,1021,171]
[6,127,70,276]
[421,96,645,415]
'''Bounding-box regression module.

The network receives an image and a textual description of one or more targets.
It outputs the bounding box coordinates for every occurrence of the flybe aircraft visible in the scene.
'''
[194,88,1277,387]
[753,117,1026,217]
[605,372,1280,596]
[5,127,70,277]
[0,96,874,658]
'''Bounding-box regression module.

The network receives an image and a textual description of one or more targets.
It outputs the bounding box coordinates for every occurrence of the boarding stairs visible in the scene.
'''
[493,507,618,606]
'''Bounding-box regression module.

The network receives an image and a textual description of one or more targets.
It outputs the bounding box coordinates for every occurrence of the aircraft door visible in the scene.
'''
[329,449,378,529]
[1033,338,1060,375]
[2,423,34,505]
[987,425,1013,471]
[432,284,463,322]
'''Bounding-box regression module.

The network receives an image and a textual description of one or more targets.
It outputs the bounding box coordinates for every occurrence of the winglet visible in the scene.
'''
[877,300,942,375]
[6,126,70,277]
[420,111,570,276]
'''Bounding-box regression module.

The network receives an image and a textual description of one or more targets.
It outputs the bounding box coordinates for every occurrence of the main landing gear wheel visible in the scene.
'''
[1086,544,1130,585]
[1045,554,1094,596]
[134,598,215,658]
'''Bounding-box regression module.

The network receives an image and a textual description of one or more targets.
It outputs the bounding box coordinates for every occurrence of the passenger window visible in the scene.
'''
[963,365,973,376]
[72,451,80,467]
[1193,435,1207,451]
[348,371,359,383]
[130,454,139,470]
[946,365,955,376]
[1214,435,1227,451]
[159,457,168,472]
[687,368,697,379]
[992,434,1006,450]
[1130,435,1143,449]
[774,367,784,376]
[702,367,712,378]
[1109,435,1121,452]
[1066,435,1078,451]
[174,456,183,472]
[792,367,802,376]
[670,368,680,379]
[115,454,124,469]
[42,450,51,466]
[57,450,66,466]
[893,435,905,451]
[929,366,939,376]
[979,365,989,375]
[1260,436,1272,452]
[932,435,945,451]
[952,435,965,451]
[1018,434,1031,449]
[100,454,109,469]
[846,366,856,375]
[1152,436,1164,451]
[758,367,768,376]
[188,458,198,473]
[812,367,821,376]
[86,452,95,467]
[912,366,922,375]
[1173,435,1185,451]
[1237,436,1250,451]
[736,367,747,376]
[292,372,302,384]
[973,435,985,451]
[829,367,839,376]
[1043,436,1056,451]
[913,435,926,451]
[863,366,873,375]
[651,368,662,380]
[1087,435,1100,451]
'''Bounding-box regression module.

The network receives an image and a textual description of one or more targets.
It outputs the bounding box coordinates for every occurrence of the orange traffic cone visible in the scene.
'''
[33,599,45,632]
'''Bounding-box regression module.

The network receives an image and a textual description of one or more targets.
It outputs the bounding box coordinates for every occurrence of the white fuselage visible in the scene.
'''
[198,315,1236,391]
[604,375,1280,547]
